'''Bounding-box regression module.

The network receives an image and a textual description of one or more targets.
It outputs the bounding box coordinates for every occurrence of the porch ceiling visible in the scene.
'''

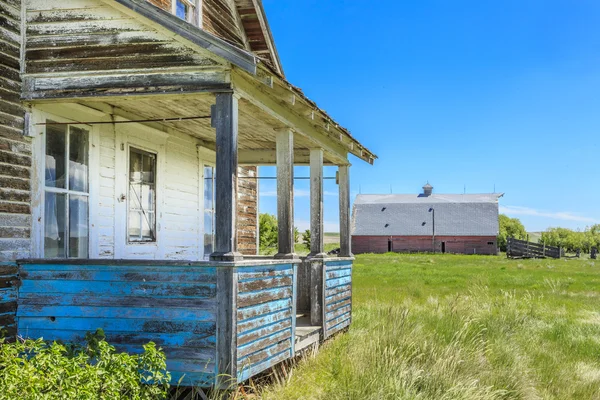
[78,94,340,164]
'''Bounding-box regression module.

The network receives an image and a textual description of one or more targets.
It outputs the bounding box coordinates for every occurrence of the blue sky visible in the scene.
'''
[258,0,600,233]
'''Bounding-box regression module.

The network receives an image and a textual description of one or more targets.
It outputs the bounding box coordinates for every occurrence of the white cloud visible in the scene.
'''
[500,205,598,224]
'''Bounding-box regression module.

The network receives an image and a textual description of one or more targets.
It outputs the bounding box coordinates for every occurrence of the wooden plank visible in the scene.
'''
[237,275,292,293]
[20,268,217,283]
[309,148,325,256]
[325,312,351,331]
[216,266,237,387]
[325,290,352,306]
[326,305,352,323]
[19,293,217,309]
[237,264,293,281]
[326,268,352,280]
[325,276,352,290]
[18,317,217,334]
[310,259,324,327]
[237,298,291,321]
[237,327,291,359]
[237,348,289,383]
[338,165,352,256]
[326,298,351,314]
[17,305,216,322]
[19,280,217,298]
[237,339,290,367]
[326,318,351,337]
[238,317,291,346]
[275,128,295,258]
[237,287,292,308]
[211,93,242,261]
[20,328,217,348]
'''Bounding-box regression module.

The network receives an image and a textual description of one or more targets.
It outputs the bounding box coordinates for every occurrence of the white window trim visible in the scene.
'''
[30,106,100,259]
[197,146,215,260]
[172,0,201,25]
[114,124,167,259]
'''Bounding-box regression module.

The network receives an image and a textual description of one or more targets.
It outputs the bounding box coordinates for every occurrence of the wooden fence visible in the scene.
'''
[507,237,561,259]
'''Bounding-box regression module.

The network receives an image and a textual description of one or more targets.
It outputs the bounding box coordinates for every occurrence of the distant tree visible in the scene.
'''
[541,226,600,253]
[303,229,311,251]
[259,213,278,250]
[294,227,300,244]
[498,214,527,251]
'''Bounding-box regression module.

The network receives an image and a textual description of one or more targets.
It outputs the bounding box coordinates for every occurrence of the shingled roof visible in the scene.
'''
[352,193,503,237]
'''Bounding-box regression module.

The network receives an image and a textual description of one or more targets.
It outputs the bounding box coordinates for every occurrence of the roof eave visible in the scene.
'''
[110,0,258,75]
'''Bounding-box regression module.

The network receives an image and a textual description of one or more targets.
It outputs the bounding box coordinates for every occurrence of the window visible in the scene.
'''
[174,0,196,22]
[44,122,89,258]
[128,148,157,243]
[488,242,495,245]
[203,165,215,258]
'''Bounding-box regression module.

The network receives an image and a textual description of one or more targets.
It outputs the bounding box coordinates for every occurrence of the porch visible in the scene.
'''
[14,256,353,387]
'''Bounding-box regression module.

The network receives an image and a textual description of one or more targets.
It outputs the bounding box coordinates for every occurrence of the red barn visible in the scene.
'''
[352,185,503,255]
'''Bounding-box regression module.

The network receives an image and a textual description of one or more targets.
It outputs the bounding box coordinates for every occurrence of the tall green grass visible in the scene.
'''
[260,254,600,400]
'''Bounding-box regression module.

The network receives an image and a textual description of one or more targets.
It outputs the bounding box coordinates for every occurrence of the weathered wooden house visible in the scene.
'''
[0,0,376,387]
[352,184,502,255]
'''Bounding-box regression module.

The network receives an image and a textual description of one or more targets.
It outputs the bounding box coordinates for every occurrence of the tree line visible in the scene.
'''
[499,214,600,253]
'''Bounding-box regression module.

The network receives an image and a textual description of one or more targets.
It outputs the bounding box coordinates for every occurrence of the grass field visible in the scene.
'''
[259,253,600,400]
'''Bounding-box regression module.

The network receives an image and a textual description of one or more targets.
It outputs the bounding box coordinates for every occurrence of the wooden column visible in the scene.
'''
[338,165,353,257]
[210,93,242,261]
[309,148,326,258]
[275,128,297,259]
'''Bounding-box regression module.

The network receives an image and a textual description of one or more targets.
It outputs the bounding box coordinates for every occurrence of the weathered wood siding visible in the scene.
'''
[237,166,257,255]
[203,0,246,48]
[0,262,18,338]
[0,0,31,261]
[236,263,296,382]
[17,262,218,386]
[24,0,227,100]
[324,260,352,338]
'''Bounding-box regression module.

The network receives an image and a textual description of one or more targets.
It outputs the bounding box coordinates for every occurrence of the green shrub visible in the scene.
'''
[498,214,527,251]
[0,330,170,400]
[303,229,311,251]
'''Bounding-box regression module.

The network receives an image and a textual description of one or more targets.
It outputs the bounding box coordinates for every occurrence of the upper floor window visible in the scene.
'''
[44,122,89,258]
[174,0,196,22]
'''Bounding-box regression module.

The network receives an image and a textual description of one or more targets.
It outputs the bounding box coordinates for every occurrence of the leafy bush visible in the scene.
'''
[541,224,600,253]
[259,213,278,251]
[498,214,527,251]
[0,330,170,400]
[303,229,311,251]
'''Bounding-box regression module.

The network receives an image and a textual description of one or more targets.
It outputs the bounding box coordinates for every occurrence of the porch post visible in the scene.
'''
[338,165,353,257]
[210,92,243,261]
[275,128,297,259]
[309,148,326,258]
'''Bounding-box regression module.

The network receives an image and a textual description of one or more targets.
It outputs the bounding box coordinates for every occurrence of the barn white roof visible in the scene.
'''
[352,193,503,237]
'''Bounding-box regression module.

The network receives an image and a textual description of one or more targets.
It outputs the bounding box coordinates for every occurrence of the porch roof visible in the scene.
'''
[99,0,377,165]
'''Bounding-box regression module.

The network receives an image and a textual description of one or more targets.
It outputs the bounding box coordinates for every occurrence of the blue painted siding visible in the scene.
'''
[0,262,18,339]
[17,263,218,387]
[236,264,296,382]
[324,260,352,338]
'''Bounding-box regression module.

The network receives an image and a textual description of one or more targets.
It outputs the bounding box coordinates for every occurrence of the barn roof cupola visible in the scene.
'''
[422,183,433,197]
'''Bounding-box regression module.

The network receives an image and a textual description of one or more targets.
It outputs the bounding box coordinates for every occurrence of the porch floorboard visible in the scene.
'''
[295,315,321,353]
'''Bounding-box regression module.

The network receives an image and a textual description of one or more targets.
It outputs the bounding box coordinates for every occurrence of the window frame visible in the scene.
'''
[201,163,216,259]
[172,0,200,25]
[31,108,99,259]
[127,146,158,244]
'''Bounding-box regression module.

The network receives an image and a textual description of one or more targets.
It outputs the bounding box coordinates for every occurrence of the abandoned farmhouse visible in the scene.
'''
[0,0,377,387]
[352,184,503,255]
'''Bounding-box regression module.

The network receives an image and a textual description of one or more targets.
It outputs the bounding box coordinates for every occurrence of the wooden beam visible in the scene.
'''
[238,149,336,166]
[338,165,352,257]
[216,266,238,388]
[275,128,297,259]
[309,149,326,258]
[210,93,243,261]
[232,70,350,166]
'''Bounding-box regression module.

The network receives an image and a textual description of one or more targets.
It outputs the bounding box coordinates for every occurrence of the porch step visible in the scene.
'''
[295,315,321,353]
